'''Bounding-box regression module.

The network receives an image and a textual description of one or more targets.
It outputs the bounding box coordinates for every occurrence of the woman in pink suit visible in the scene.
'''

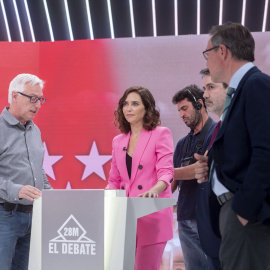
[106,86,174,270]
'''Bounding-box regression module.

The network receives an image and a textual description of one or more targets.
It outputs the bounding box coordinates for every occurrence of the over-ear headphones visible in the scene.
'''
[187,89,202,110]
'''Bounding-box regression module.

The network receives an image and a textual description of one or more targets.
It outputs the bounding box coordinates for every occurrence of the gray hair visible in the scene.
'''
[8,73,44,104]
[209,22,255,62]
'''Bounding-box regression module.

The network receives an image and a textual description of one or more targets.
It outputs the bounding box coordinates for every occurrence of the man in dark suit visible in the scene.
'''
[196,68,228,270]
[195,22,270,270]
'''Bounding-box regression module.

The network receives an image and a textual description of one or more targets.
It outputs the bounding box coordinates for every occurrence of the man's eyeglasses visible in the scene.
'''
[17,92,46,104]
[202,46,220,60]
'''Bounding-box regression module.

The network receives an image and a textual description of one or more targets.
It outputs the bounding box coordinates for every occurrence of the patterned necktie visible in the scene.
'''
[221,87,235,122]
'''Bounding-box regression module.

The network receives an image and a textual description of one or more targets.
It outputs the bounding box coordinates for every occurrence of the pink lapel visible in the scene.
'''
[118,132,130,181]
[130,129,152,182]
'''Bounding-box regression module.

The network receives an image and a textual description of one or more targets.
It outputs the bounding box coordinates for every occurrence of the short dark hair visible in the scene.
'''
[114,86,161,134]
[172,84,206,109]
[209,22,255,62]
[200,68,228,89]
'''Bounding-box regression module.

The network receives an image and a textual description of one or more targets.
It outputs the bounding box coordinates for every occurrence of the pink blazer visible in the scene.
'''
[107,126,174,246]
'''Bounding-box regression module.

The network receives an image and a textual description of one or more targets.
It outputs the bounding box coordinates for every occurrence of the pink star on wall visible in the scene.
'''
[66,182,72,189]
[43,142,63,180]
[75,141,112,181]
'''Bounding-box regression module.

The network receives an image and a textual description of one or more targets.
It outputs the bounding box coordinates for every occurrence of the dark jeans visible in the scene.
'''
[0,204,32,270]
[219,199,270,270]
[178,219,208,270]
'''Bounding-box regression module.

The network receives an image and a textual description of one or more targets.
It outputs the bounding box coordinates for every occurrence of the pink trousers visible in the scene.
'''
[135,241,167,270]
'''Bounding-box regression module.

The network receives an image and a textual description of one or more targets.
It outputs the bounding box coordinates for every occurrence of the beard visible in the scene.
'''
[206,98,225,116]
[183,110,201,130]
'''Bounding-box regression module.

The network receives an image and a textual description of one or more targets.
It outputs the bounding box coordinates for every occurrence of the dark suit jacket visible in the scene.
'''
[197,179,221,257]
[212,66,270,226]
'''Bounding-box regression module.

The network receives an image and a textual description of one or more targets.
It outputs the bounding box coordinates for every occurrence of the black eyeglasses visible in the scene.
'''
[202,46,220,60]
[202,45,231,60]
[17,92,46,104]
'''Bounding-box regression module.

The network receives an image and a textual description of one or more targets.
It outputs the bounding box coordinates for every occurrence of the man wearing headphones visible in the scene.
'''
[171,84,216,270]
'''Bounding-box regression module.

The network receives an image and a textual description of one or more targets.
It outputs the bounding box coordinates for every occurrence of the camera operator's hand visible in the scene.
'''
[194,153,209,183]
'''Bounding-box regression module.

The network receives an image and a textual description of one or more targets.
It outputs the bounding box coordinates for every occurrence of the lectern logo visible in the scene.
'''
[49,214,96,255]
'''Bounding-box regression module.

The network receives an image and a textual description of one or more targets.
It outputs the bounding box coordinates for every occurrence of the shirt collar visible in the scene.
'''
[229,62,254,89]
[189,129,201,136]
[1,107,34,127]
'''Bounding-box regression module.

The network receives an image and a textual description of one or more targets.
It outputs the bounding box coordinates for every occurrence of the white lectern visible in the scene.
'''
[28,189,175,270]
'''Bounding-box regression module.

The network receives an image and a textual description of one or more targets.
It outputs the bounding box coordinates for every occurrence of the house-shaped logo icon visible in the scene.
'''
[49,214,96,255]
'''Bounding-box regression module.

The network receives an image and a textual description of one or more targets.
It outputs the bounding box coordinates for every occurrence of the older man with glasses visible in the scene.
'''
[0,73,51,270]
[195,22,270,270]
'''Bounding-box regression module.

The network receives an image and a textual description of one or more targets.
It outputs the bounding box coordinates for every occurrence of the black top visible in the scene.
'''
[174,120,216,221]
[126,153,132,179]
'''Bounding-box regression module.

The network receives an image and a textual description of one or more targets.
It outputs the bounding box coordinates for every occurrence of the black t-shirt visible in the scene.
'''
[174,121,216,221]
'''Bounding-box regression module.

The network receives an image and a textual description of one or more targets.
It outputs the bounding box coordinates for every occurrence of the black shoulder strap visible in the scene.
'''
[182,134,192,158]
[196,117,213,154]
[182,116,214,158]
